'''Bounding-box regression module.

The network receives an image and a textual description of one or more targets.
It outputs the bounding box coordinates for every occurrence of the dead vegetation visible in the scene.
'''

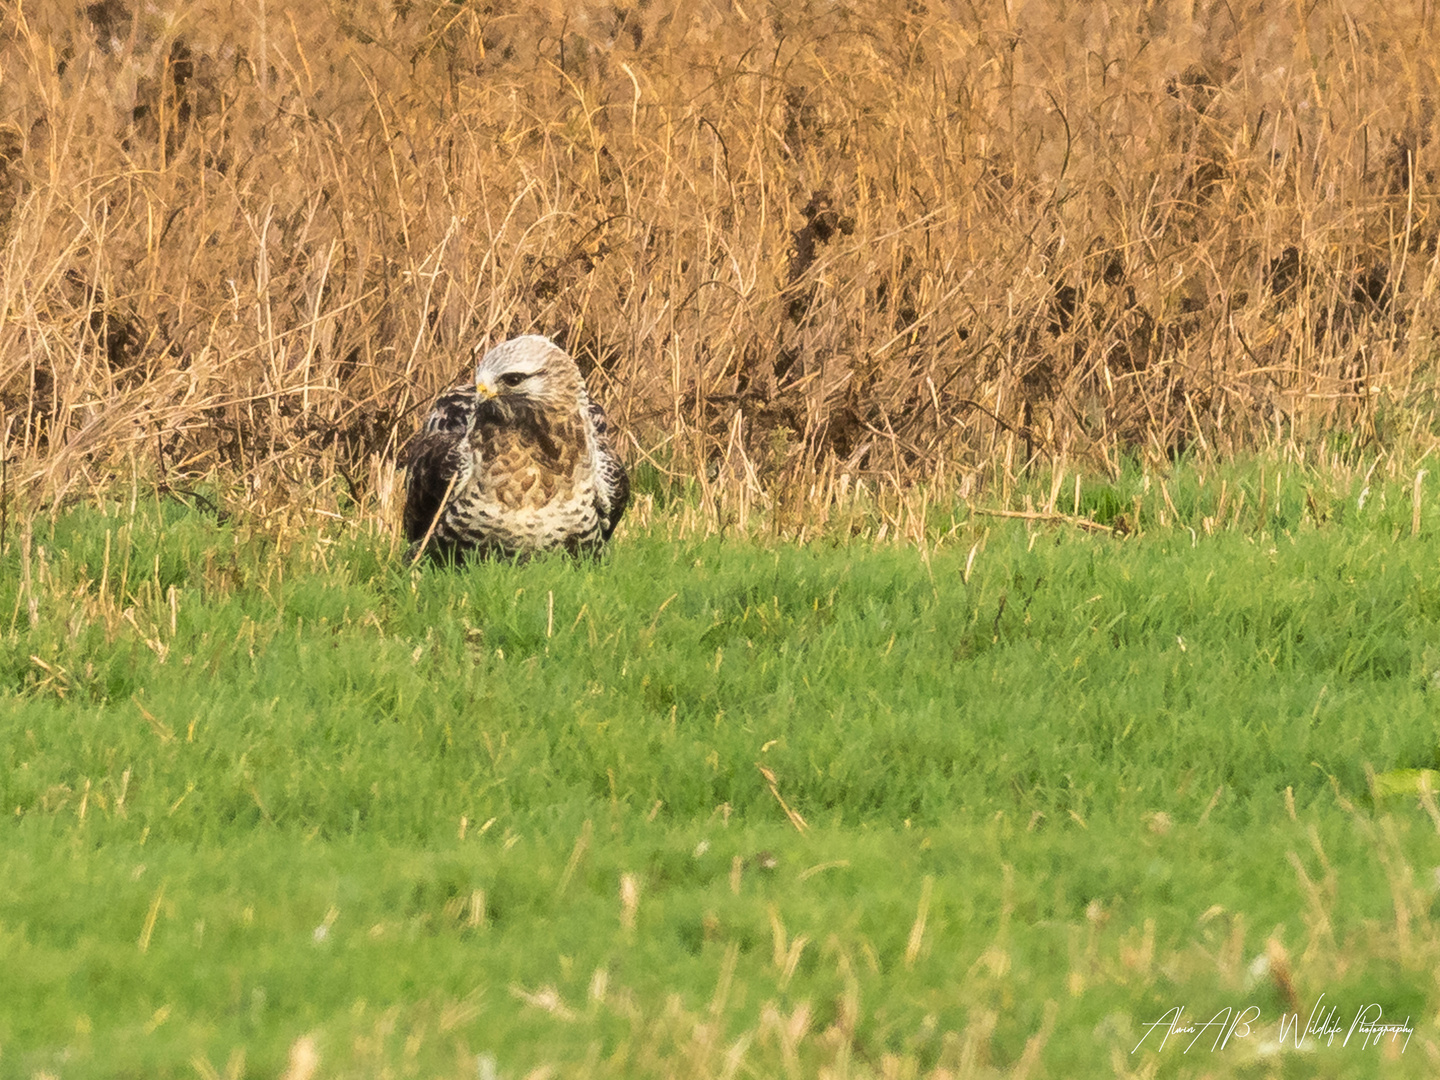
[2,0,1439,532]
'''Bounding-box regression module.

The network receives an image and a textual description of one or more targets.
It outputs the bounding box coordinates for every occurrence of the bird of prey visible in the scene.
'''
[402,335,629,560]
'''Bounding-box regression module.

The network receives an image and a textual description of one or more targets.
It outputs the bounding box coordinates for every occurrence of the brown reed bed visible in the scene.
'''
[2,0,1438,536]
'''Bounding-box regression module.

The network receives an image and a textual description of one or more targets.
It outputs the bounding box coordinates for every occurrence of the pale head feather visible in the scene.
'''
[473,335,584,413]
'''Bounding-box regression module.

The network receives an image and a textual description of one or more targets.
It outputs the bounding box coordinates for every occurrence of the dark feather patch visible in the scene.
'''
[402,429,467,543]
[589,399,630,539]
[422,388,478,434]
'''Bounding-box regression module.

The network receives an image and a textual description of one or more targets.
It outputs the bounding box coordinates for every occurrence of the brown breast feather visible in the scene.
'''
[478,413,586,511]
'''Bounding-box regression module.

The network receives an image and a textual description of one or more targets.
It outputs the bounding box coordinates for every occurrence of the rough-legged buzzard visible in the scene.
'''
[403,336,629,560]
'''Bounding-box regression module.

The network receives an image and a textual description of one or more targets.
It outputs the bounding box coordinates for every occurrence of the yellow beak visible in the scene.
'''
[475,379,498,401]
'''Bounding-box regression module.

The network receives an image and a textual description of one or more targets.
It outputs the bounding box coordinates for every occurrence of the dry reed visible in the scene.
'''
[2,0,1439,535]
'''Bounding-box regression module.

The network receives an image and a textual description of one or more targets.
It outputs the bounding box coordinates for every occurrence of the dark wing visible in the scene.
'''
[418,386,478,436]
[587,398,630,540]
[402,387,476,544]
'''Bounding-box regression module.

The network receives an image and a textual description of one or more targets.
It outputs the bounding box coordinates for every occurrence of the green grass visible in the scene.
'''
[3,459,1440,1077]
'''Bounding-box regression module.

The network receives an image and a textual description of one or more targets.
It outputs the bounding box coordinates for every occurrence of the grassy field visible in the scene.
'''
[3,457,1440,1077]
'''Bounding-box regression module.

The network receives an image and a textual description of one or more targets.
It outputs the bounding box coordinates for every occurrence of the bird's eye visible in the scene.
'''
[500,372,527,388]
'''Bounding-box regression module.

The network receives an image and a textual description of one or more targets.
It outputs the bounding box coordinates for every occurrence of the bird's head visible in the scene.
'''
[472,335,583,419]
